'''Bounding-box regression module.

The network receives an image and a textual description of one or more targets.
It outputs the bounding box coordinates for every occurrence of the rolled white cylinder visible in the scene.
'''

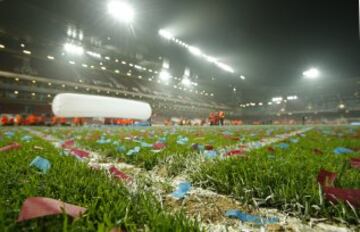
[52,93,152,120]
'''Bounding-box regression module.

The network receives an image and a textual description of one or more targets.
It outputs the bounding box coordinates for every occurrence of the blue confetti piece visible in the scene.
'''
[334,147,353,155]
[140,142,153,148]
[223,131,233,136]
[158,137,167,143]
[21,135,32,142]
[126,146,141,156]
[277,143,289,149]
[96,137,111,144]
[30,156,51,173]
[177,136,189,145]
[253,142,262,148]
[171,182,191,199]
[225,210,279,225]
[116,145,126,153]
[204,150,217,159]
[4,131,15,138]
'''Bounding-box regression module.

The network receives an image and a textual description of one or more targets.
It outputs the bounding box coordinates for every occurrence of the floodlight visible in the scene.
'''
[0,44,4,49]
[287,95,298,100]
[240,75,246,80]
[23,50,31,55]
[86,51,101,59]
[181,77,191,87]
[204,55,217,63]
[107,1,134,23]
[188,46,202,56]
[272,97,283,102]
[47,55,55,60]
[303,68,319,79]
[216,62,234,73]
[159,29,174,40]
[338,104,345,109]
[159,70,171,81]
[64,43,84,55]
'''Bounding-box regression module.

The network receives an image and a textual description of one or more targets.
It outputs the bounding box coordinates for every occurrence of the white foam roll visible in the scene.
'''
[52,93,152,120]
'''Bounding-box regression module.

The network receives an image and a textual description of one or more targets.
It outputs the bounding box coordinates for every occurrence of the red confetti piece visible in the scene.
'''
[0,143,21,152]
[205,144,214,150]
[313,148,324,155]
[350,158,360,169]
[324,187,360,207]
[225,149,246,157]
[70,148,90,158]
[153,143,166,150]
[317,169,337,187]
[267,147,275,153]
[109,166,131,181]
[62,140,74,149]
[17,197,86,222]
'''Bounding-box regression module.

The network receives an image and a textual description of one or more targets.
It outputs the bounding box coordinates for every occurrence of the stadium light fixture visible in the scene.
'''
[216,62,234,73]
[303,68,319,79]
[86,51,101,59]
[240,75,246,80]
[181,77,191,87]
[272,97,283,102]
[47,55,55,60]
[159,70,171,81]
[107,1,135,23]
[0,44,5,49]
[287,95,298,100]
[338,103,345,109]
[23,50,31,55]
[159,29,174,40]
[64,43,84,55]
[188,46,202,56]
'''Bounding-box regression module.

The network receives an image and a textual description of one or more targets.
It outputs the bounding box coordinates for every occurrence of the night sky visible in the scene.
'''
[1,0,359,89]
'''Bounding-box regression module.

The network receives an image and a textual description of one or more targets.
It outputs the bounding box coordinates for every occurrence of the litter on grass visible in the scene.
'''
[17,197,86,222]
[334,147,353,155]
[224,209,279,225]
[126,146,140,156]
[171,182,192,199]
[30,156,51,173]
[0,143,21,152]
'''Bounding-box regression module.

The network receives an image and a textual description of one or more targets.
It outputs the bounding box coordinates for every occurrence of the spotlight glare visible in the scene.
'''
[159,70,171,81]
[159,29,174,40]
[64,43,84,55]
[303,68,319,79]
[188,46,202,56]
[181,77,191,87]
[107,1,134,23]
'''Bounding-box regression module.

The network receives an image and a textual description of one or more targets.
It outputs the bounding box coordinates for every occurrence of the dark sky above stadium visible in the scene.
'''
[1,0,360,89]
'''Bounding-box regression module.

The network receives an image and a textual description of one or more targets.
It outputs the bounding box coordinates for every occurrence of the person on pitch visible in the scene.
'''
[219,111,225,126]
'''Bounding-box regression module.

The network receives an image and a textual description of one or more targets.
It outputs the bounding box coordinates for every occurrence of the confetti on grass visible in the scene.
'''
[317,168,360,207]
[126,146,140,156]
[0,143,21,152]
[17,197,86,222]
[70,148,90,158]
[171,182,191,199]
[350,158,360,169]
[225,210,279,225]
[225,149,246,157]
[30,156,51,173]
[109,166,131,181]
[61,140,74,149]
[153,143,166,150]
[334,147,353,155]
